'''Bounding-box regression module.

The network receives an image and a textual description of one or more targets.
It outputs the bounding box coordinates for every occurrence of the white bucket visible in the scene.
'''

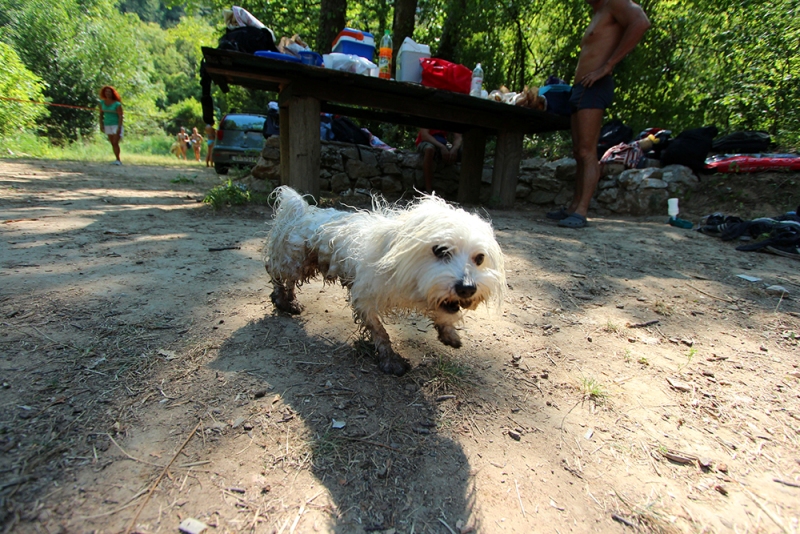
[396,37,431,83]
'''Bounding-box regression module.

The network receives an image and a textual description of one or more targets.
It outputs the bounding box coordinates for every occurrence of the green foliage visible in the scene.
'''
[165,98,204,133]
[1,0,163,139]
[119,0,184,27]
[1,0,798,149]
[0,43,47,135]
[203,179,251,209]
[0,131,188,163]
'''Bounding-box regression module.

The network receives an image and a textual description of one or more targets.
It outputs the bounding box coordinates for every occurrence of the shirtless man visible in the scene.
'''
[551,0,650,228]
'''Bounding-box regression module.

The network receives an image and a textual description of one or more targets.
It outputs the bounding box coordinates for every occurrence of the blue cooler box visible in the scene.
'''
[255,51,302,63]
[332,28,375,60]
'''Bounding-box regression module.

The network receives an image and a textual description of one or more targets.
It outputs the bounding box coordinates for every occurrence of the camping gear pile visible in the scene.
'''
[596,121,797,176]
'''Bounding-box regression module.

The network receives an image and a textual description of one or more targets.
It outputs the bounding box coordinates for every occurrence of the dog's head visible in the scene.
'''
[375,195,506,316]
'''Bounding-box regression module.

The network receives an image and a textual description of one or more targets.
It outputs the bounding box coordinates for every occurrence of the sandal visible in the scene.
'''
[558,213,588,228]
[546,207,570,220]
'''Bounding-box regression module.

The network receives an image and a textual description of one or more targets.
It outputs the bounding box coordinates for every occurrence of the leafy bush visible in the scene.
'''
[165,98,204,134]
[0,43,48,136]
[203,179,251,209]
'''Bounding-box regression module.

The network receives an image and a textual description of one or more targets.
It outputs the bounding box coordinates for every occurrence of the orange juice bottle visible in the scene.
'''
[378,30,392,79]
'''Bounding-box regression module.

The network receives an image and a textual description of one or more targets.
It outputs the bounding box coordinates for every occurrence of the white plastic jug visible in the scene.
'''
[396,37,431,83]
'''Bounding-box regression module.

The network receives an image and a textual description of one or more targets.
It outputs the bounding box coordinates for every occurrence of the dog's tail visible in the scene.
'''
[269,185,314,222]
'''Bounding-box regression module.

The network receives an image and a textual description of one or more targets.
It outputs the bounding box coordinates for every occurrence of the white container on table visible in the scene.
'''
[396,37,431,83]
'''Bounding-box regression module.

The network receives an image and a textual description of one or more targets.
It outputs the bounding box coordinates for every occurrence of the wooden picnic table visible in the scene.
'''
[202,47,570,207]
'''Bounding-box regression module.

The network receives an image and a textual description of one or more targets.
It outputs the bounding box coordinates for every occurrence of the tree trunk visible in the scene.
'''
[317,0,347,54]
[392,0,418,77]
[436,0,467,62]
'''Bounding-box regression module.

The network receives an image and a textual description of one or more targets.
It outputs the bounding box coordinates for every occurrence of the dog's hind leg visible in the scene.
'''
[362,315,411,376]
[269,279,304,315]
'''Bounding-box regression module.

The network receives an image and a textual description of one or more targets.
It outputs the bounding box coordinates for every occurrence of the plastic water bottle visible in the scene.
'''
[378,30,392,80]
[667,198,679,218]
[470,63,483,97]
[667,198,693,228]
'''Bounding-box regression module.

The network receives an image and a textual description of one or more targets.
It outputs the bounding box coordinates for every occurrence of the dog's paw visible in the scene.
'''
[378,355,411,376]
[270,287,304,315]
[375,346,411,376]
[436,325,462,348]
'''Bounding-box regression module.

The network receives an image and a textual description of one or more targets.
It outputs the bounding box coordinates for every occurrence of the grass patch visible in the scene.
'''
[0,131,207,168]
[421,354,473,395]
[652,300,673,316]
[203,179,251,209]
[678,347,696,372]
[171,174,196,184]
[603,321,619,334]
[579,376,606,400]
[308,431,348,463]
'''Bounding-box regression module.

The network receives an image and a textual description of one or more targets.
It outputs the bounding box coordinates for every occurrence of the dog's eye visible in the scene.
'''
[474,253,485,266]
[432,245,450,260]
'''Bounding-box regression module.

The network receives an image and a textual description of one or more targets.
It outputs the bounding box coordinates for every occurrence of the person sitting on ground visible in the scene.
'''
[190,127,204,162]
[204,124,216,167]
[416,128,462,194]
[176,127,189,160]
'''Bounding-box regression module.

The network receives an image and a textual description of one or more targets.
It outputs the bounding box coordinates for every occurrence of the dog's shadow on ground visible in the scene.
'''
[210,308,478,532]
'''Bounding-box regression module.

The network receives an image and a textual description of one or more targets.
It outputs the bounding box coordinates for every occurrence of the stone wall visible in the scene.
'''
[248,136,699,215]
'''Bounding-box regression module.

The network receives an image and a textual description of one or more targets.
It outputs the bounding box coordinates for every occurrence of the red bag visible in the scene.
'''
[420,58,472,94]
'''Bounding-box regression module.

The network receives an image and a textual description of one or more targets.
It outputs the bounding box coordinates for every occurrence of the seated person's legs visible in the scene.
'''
[419,143,436,193]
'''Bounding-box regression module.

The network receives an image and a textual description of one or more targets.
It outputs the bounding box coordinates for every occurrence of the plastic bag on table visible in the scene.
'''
[224,6,266,29]
[278,34,310,57]
[323,53,377,75]
[420,58,472,94]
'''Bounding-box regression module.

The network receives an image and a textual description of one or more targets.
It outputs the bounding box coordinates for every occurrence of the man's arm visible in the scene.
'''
[418,129,446,149]
[446,133,463,163]
[581,0,650,87]
[419,128,451,161]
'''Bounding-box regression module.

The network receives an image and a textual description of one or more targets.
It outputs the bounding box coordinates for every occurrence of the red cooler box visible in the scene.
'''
[332,28,375,60]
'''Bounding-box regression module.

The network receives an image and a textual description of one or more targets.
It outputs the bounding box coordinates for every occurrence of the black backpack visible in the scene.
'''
[712,131,772,154]
[217,26,277,54]
[660,126,719,173]
[596,120,633,159]
[331,117,371,146]
[200,27,278,126]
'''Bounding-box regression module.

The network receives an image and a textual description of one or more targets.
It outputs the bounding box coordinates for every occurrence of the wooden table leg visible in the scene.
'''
[458,128,487,205]
[490,130,524,209]
[278,91,321,198]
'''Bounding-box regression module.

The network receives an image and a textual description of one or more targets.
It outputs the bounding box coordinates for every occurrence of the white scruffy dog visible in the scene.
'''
[264,186,506,375]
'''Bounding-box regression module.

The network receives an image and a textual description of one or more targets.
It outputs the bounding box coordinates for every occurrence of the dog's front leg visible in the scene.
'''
[433,313,462,348]
[363,314,411,376]
[435,324,462,348]
[270,280,304,314]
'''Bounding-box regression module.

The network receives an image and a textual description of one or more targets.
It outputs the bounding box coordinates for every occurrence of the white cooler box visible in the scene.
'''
[396,37,431,83]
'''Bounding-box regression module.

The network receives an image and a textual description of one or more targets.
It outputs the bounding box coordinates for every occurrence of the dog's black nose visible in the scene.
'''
[455,281,477,298]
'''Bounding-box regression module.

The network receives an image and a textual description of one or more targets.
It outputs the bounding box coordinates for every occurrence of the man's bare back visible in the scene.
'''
[575,0,650,86]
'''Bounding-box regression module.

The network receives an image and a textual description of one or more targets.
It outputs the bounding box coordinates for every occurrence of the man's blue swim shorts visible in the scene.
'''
[569,75,615,111]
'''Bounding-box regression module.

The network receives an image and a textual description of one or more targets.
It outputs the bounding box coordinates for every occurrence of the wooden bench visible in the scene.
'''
[202,48,570,208]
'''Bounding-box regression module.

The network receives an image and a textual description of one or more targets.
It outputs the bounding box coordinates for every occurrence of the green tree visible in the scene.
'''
[2,0,162,139]
[0,42,48,135]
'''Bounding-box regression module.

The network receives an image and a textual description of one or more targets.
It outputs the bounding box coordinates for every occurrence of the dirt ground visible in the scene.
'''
[1,158,798,534]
